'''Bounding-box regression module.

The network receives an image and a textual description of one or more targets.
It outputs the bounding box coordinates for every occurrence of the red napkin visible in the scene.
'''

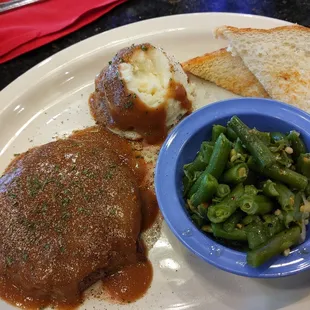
[0,0,127,64]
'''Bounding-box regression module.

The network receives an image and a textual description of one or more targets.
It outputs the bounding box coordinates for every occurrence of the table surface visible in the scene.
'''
[1,0,310,90]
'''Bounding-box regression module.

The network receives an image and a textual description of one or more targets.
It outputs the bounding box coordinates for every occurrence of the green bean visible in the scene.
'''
[282,191,303,227]
[228,148,247,166]
[234,138,247,155]
[226,126,238,141]
[223,211,244,232]
[211,223,247,241]
[216,184,231,199]
[188,171,205,198]
[261,180,279,197]
[263,214,285,237]
[207,183,244,223]
[242,215,261,226]
[206,133,232,179]
[188,202,209,226]
[274,183,295,212]
[274,150,293,168]
[189,173,218,207]
[183,175,191,196]
[252,128,271,145]
[196,204,209,219]
[222,163,249,185]
[248,156,308,190]
[269,143,287,153]
[246,221,269,249]
[228,116,275,168]
[183,170,201,197]
[240,195,274,215]
[297,153,310,178]
[191,214,204,227]
[183,142,214,194]
[247,226,301,267]
[244,185,259,196]
[188,133,231,196]
[212,125,227,143]
[183,141,213,178]
[271,132,289,144]
[287,130,307,159]
[183,118,309,268]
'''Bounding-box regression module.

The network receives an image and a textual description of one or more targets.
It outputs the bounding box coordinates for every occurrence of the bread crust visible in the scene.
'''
[214,25,310,39]
[182,48,269,98]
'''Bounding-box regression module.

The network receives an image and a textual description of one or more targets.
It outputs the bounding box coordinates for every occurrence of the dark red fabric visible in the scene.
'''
[0,0,127,63]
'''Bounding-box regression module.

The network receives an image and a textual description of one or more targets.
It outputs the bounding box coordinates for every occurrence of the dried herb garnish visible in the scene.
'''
[22,253,28,262]
[104,171,113,179]
[6,257,13,266]
[8,192,17,199]
[27,176,42,197]
[124,101,134,109]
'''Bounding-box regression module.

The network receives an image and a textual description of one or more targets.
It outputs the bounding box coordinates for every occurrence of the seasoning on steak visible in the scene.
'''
[0,136,142,308]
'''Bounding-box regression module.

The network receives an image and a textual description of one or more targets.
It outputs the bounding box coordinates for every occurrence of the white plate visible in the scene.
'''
[1,12,310,310]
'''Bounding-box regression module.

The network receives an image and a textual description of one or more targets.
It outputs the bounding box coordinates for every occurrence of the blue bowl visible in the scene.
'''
[155,98,310,278]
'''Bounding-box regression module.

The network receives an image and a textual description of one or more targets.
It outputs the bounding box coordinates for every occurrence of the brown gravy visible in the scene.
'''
[102,260,153,304]
[0,126,158,309]
[102,239,152,304]
[140,188,159,232]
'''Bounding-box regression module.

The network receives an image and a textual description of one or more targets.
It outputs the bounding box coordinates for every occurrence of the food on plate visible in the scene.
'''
[182,48,269,98]
[89,43,195,144]
[216,25,310,110]
[0,127,156,309]
[2,41,198,309]
[183,25,310,110]
[183,116,310,267]
[5,28,309,307]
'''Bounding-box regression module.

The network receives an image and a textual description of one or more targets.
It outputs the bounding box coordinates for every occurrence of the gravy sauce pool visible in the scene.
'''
[102,240,153,304]
[102,261,153,304]
[0,126,158,309]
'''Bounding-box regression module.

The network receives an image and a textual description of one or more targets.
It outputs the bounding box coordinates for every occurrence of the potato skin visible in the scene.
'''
[103,43,155,120]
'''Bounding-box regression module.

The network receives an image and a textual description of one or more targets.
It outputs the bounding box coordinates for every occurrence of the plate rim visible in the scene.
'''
[0,12,291,114]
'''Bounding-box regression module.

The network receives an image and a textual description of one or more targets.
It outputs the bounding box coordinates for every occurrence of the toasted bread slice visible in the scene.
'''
[182,48,268,98]
[215,25,310,110]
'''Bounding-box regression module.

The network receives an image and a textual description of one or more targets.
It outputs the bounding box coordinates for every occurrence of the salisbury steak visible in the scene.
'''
[0,138,142,307]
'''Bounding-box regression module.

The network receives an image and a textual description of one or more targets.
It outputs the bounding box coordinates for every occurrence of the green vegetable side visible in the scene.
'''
[183,116,310,268]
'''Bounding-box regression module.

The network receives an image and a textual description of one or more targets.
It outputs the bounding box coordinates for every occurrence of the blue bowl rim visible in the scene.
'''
[155,97,310,278]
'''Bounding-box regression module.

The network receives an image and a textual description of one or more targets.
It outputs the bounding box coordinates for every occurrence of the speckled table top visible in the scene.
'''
[1,0,310,90]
